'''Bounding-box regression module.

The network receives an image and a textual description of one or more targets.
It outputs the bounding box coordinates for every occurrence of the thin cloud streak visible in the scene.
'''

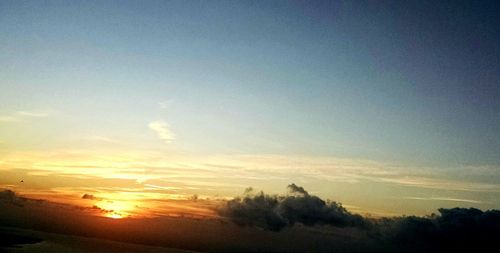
[0,110,51,123]
[17,111,50,117]
[403,196,483,204]
[372,176,500,193]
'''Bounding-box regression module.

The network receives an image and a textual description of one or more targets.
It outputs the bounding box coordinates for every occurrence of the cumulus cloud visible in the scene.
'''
[148,120,175,143]
[218,184,366,231]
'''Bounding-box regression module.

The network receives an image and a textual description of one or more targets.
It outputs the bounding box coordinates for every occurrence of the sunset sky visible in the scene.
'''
[1,1,499,218]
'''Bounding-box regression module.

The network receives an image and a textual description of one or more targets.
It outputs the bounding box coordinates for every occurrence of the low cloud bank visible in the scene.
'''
[376,207,500,251]
[218,184,366,231]
[218,184,500,250]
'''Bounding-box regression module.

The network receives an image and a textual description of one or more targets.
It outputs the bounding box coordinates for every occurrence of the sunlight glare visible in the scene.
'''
[106,212,124,219]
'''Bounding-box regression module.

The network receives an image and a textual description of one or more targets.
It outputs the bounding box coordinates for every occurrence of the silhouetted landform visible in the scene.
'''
[0,227,43,249]
[0,227,199,253]
[1,188,499,252]
[218,184,366,231]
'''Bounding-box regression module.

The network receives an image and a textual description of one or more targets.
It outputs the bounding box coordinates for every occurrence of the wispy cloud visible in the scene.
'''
[158,101,170,110]
[2,151,499,216]
[402,196,482,204]
[372,176,500,192]
[17,111,50,117]
[143,183,180,191]
[148,120,175,143]
[0,110,51,122]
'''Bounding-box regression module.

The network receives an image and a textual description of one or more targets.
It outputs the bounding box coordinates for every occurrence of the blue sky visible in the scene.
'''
[1,1,499,215]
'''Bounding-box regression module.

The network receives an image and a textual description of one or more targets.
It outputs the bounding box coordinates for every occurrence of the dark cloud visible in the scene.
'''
[81,193,101,200]
[0,189,26,207]
[287,183,308,195]
[218,184,366,231]
[219,185,500,250]
[0,189,17,203]
[374,207,500,251]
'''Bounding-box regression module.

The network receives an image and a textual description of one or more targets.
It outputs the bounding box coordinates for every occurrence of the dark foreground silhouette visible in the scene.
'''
[1,187,499,253]
[219,184,500,252]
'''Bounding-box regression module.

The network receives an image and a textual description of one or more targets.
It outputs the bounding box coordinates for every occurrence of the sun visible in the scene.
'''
[94,199,136,219]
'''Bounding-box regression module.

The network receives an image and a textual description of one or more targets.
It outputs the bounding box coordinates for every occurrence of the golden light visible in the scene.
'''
[95,199,137,219]
[106,212,124,219]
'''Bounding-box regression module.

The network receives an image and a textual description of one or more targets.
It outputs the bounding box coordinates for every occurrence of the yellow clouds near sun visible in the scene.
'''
[1,150,498,217]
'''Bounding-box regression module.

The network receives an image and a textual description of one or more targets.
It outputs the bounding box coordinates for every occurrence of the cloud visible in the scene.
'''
[17,111,50,117]
[81,193,102,200]
[0,110,51,123]
[376,207,500,251]
[158,101,170,109]
[0,189,18,203]
[403,196,482,204]
[373,176,500,192]
[148,120,175,143]
[218,184,366,231]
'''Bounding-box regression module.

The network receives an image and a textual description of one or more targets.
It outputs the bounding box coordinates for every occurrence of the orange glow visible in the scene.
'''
[95,199,137,218]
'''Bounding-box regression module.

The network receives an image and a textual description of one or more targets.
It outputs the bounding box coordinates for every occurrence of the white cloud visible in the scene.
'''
[403,196,482,204]
[0,110,51,123]
[149,120,175,143]
[17,111,50,117]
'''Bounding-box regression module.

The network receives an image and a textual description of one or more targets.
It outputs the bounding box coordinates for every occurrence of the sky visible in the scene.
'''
[1,0,499,217]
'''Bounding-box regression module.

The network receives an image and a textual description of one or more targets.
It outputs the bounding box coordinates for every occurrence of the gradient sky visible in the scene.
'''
[1,0,499,217]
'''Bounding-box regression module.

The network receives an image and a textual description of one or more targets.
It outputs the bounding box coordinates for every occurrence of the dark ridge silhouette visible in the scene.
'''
[218,184,366,231]
[0,228,43,249]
